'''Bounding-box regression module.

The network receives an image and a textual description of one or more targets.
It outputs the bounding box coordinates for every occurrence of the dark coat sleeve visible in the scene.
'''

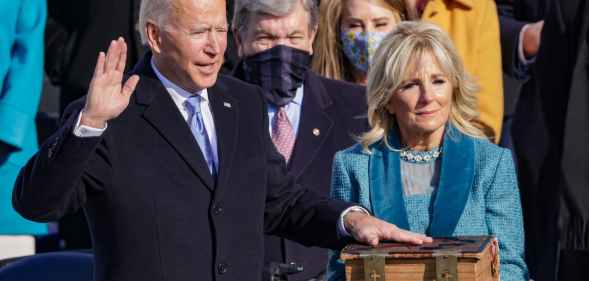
[12,100,108,222]
[497,0,530,79]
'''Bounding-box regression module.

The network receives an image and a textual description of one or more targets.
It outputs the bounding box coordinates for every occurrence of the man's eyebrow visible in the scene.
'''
[288,30,304,36]
[252,27,276,36]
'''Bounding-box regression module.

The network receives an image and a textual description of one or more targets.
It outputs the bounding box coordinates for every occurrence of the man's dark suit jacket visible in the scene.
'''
[496,0,548,119]
[496,0,552,277]
[234,68,367,281]
[12,53,353,281]
[512,1,589,280]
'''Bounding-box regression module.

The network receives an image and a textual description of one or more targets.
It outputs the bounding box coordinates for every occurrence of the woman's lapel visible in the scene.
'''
[369,134,410,230]
[428,127,475,236]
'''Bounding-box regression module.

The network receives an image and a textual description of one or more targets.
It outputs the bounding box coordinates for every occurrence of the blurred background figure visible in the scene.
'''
[495,0,548,278]
[408,0,504,143]
[311,0,405,85]
[496,0,545,151]
[232,0,367,280]
[511,0,589,280]
[0,0,48,258]
[45,0,145,113]
[44,0,145,250]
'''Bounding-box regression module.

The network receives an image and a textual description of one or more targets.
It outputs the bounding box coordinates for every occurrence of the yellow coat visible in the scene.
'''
[422,0,503,142]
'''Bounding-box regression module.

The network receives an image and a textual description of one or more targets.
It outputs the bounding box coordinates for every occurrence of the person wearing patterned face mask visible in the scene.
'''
[312,0,405,85]
[232,0,372,280]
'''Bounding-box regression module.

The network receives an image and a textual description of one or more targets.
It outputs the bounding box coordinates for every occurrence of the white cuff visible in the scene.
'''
[338,206,370,237]
[518,24,536,65]
[73,111,107,137]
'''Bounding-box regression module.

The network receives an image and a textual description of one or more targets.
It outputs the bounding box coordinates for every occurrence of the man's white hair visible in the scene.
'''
[232,0,318,36]
[138,0,173,44]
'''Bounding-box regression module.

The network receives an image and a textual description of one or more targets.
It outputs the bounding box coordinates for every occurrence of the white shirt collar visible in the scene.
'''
[291,86,304,106]
[150,57,209,109]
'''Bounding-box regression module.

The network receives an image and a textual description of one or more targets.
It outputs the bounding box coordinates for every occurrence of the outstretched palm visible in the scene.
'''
[81,37,140,128]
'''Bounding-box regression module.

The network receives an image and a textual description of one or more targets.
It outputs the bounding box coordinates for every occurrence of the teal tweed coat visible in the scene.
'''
[0,0,47,234]
[327,127,528,281]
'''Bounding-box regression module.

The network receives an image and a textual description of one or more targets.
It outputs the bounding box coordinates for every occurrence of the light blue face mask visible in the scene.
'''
[340,30,388,74]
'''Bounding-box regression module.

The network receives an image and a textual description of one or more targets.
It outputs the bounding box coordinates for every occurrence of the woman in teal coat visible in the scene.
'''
[327,22,528,281]
[0,0,47,234]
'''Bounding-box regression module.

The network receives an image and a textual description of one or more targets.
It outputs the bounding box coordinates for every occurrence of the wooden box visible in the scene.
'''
[341,236,499,281]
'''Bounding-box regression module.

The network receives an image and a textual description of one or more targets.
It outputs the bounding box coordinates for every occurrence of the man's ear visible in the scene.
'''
[233,28,244,58]
[146,21,162,54]
[308,26,318,55]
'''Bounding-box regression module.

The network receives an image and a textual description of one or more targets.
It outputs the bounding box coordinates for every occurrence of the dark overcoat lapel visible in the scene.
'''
[288,72,335,177]
[369,126,475,236]
[133,56,215,190]
[208,80,239,200]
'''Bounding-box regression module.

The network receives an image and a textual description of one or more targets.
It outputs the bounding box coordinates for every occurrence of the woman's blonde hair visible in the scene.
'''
[311,0,406,82]
[359,21,486,151]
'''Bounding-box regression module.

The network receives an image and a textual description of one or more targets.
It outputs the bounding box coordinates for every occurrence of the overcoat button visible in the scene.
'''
[217,263,228,274]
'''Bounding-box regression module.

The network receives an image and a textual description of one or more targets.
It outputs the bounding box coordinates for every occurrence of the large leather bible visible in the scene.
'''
[340,236,500,281]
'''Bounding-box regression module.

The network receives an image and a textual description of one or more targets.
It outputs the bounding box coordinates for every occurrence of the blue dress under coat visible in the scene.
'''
[327,126,528,281]
[0,0,47,234]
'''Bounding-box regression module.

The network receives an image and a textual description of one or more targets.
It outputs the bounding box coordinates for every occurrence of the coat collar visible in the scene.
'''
[208,75,239,201]
[369,124,475,236]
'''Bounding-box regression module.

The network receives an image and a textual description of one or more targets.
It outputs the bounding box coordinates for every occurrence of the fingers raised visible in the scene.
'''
[93,52,106,78]
[122,75,140,96]
[104,39,120,73]
[116,37,128,72]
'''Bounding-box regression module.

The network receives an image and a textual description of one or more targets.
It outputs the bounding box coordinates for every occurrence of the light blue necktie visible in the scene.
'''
[185,95,217,177]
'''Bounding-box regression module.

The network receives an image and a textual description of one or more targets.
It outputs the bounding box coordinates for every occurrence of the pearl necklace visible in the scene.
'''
[399,147,442,163]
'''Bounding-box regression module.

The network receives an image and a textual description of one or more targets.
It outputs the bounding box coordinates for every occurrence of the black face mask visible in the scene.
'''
[240,45,311,107]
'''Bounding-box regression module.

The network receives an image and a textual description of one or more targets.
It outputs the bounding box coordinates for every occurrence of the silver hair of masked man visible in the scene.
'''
[232,0,319,36]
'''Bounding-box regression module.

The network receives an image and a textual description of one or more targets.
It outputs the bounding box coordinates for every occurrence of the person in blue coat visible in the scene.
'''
[327,21,528,281]
[0,0,47,234]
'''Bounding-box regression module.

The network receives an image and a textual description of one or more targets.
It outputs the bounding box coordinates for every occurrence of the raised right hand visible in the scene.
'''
[81,37,140,128]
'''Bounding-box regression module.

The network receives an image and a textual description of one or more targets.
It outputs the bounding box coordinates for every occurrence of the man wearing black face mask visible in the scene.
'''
[232,0,368,280]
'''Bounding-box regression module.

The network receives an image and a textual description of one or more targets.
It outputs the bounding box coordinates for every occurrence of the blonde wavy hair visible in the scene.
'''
[311,0,406,82]
[359,21,486,151]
